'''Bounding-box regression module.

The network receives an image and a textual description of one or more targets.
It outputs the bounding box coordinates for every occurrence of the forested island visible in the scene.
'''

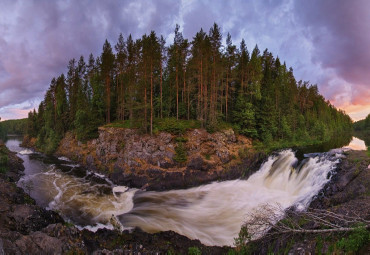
[21,23,351,153]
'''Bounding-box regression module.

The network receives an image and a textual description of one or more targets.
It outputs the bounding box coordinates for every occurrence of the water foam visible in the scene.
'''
[19,149,33,155]
[119,149,339,246]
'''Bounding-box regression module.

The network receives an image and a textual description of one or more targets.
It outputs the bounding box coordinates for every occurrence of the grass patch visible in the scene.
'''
[105,119,141,129]
[105,118,202,135]
[155,118,201,135]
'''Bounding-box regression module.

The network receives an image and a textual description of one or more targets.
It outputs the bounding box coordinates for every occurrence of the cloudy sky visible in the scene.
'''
[0,0,369,121]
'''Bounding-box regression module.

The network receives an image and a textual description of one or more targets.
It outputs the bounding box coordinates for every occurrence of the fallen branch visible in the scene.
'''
[239,204,370,240]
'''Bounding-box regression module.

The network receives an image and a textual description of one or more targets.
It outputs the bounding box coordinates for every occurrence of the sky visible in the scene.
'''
[0,0,369,121]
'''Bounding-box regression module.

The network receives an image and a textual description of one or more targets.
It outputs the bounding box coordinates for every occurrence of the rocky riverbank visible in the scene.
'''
[0,141,229,254]
[49,127,265,191]
[245,150,370,254]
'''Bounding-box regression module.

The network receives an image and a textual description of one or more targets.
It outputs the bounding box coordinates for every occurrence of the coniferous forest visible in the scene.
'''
[25,24,352,153]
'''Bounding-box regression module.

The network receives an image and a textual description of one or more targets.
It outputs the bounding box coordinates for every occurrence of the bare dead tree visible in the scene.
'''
[239,204,370,242]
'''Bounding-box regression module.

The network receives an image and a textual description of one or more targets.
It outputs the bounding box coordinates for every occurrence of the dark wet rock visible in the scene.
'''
[187,156,204,170]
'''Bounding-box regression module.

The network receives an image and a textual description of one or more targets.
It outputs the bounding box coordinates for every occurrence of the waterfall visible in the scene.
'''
[118,150,339,246]
[9,133,341,247]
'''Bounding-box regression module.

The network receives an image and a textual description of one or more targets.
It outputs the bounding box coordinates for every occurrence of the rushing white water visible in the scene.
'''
[18,165,136,227]
[118,150,339,246]
[19,148,34,155]
[6,137,345,247]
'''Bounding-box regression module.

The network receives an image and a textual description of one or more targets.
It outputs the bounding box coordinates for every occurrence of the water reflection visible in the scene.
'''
[354,131,370,149]
[295,133,353,160]
[343,137,367,150]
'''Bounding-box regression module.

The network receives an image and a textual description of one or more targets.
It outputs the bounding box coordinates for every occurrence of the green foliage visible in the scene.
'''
[310,121,327,140]
[188,247,201,255]
[74,110,99,142]
[64,221,75,228]
[175,136,188,143]
[354,113,370,131]
[0,144,9,174]
[228,226,255,255]
[0,123,5,141]
[0,118,27,139]
[25,23,352,153]
[234,226,251,247]
[280,116,292,140]
[233,95,257,138]
[155,118,201,135]
[336,225,370,252]
[174,142,187,163]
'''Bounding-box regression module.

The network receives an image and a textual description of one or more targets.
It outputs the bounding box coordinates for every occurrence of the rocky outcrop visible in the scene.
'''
[56,128,261,191]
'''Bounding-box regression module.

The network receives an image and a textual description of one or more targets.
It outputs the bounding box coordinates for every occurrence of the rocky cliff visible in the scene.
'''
[55,127,264,190]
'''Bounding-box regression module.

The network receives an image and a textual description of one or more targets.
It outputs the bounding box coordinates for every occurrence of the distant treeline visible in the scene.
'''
[354,114,370,147]
[0,118,27,140]
[354,114,370,132]
[26,23,352,153]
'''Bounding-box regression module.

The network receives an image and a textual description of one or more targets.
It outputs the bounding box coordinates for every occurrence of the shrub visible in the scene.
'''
[174,142,187,163]
[188,247,201,255]
[336,225,369,252]
[0,145,8,174]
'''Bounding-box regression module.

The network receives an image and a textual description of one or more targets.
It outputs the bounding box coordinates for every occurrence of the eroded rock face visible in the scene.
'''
[56,128,255,190]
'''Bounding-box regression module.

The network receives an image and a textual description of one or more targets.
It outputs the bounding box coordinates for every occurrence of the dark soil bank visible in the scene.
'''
[0,142,228,254]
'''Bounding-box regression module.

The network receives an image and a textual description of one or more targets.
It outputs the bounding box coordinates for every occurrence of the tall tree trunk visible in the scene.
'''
[226,71,229,121]
[200,58,204,127]
[129,73,133,121]
[187,69,190,120]
[144,64,147,132]
[150,60,153,135]
[212,57,216,123]
[106,76,110,123]
[160,61,163,119]
[176,65,179,120]
[183,68,186,118]
[204,61,207,124]
[197,60,201,120]
[121,76,124,121]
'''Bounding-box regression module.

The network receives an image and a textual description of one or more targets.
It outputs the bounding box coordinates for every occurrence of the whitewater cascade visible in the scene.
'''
[118,150,340,246]
[14,142,341,246]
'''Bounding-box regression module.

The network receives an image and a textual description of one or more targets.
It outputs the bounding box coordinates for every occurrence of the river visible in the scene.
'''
[5,136,367,246]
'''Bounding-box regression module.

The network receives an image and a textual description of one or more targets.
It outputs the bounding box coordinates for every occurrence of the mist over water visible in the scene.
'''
[5,137,353,246]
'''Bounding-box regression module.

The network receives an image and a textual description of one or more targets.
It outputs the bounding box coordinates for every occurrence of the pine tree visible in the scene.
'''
[101,40,115,123]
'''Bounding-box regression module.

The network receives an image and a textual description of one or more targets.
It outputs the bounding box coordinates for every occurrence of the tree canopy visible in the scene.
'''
[26,24,352,152]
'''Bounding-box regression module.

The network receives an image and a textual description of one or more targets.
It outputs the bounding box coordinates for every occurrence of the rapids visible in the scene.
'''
[5,136,364,246]
[119,149,339,246]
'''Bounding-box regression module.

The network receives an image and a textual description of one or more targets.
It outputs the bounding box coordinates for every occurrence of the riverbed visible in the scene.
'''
[5,136,367,246]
